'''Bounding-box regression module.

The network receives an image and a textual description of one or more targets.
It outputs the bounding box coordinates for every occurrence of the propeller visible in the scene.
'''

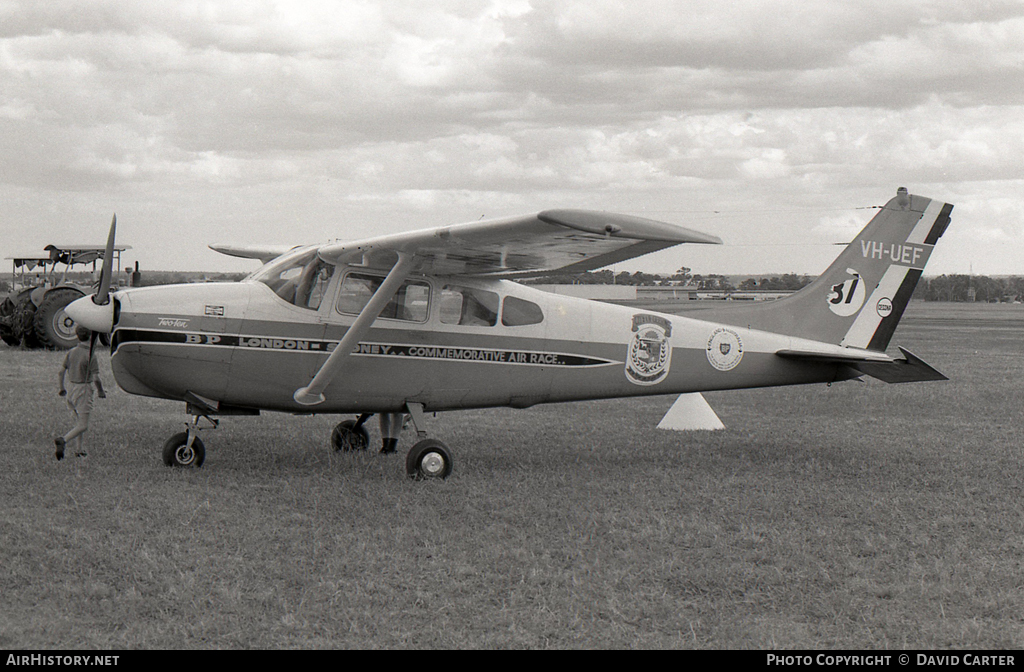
[95,214,116,306]
[64,214,119,334]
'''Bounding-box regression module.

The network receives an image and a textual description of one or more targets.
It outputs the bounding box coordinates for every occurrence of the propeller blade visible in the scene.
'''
[95,214,116,306]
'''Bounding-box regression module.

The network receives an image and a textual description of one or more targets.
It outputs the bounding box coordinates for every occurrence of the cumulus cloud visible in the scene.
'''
[0,0,1021,273]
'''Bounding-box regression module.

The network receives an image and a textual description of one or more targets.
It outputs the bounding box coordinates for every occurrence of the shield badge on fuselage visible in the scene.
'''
[625,314,673,386]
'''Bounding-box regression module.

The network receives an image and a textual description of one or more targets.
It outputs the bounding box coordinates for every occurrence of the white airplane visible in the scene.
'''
[67,188,952,479]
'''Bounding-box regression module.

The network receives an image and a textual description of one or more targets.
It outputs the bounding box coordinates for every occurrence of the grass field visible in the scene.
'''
[1,301,1023,649]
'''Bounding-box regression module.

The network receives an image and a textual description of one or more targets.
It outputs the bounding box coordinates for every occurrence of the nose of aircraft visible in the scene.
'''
[64,293,115,334]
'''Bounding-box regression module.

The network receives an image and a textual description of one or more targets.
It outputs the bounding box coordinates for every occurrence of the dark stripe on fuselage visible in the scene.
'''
[112,329,329,352]
[111,328,618,368]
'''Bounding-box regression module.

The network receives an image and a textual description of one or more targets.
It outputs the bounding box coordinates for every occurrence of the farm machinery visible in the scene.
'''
[1,243,136,349]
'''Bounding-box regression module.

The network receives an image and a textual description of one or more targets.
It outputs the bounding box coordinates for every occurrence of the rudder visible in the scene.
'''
[702,188,952,351]
[837,190,952,350]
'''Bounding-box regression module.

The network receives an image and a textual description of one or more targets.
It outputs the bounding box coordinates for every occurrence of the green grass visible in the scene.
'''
[2,301,1023,649]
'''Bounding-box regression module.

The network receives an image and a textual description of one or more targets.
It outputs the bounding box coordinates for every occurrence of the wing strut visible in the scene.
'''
[293,252,414,406]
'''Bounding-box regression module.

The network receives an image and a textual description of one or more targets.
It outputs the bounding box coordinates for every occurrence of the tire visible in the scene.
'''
[162,432,206,467]
[0,298,20,346]
[405,439,453,480]
[331,420,370,452]
[0,324,18,346]
[34,287,85,350]
[13,297,38,347]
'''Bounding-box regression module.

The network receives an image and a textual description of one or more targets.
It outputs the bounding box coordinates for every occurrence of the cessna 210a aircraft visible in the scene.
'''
[66,187,952,479]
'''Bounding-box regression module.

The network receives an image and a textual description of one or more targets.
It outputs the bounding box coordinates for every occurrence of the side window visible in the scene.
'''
[501,296,544,326]
[440,285,499,326]
[336,273,429,322]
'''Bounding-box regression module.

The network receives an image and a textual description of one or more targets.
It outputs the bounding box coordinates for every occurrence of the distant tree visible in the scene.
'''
[1008,276,1024,301]
[672,266,692,285]
[708,274,735,291]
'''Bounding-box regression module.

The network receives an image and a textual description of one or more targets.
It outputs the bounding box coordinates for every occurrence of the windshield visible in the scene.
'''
[249,247,335,310]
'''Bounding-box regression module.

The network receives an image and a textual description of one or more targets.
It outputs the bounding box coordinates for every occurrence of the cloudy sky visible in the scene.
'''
[2,0,1022,276]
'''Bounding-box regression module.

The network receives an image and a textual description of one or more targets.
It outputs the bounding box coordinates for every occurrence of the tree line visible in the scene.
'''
[525,268,1024,302]
[916,274,1024,303]
[525,267,816,292]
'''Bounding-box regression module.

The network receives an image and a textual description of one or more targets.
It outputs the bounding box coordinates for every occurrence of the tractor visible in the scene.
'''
[1,244,136,349]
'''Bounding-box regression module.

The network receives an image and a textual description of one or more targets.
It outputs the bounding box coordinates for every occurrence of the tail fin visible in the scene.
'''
[706,188,952,351]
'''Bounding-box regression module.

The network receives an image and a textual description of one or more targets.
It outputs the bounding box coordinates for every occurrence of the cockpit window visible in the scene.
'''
[253,249,335,310]
[501,296,544,326]
[337,272,430,322]
[440,285,499,326]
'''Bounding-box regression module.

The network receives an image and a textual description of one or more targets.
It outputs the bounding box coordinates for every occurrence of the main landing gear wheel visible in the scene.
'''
[331,419,370,452]
[162,432,206,468]
[405,439,453,480]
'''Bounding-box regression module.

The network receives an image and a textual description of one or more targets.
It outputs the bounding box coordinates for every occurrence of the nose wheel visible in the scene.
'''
[162,432,206,467]
[163,396,220,467]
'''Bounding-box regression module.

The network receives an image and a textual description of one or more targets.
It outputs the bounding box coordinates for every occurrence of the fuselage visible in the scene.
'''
[107,255,854,415]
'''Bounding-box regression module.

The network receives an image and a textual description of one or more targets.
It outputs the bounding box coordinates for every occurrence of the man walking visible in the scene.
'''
[55,326,106,460]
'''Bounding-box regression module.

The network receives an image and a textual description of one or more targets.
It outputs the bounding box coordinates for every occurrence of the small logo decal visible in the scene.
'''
[625,314,673,385]
[205,305,225,317]
[876,297,893,318]
[158,317,190,329]
[707,327,744,371]
[827,269,866,317]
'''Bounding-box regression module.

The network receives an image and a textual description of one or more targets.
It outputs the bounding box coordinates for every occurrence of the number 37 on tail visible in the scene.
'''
[67,187,952,479]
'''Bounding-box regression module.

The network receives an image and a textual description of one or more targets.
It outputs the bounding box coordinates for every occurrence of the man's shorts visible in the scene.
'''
[66,382,94,418]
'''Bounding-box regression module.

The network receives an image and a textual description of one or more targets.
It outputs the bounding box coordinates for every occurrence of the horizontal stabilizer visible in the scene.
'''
[657,393,725,431]
[776,345,893,364]
[849,347,947,383]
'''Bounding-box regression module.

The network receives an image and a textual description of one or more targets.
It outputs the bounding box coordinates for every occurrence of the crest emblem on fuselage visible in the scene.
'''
[706,327,743,371]
[625,314,673,386]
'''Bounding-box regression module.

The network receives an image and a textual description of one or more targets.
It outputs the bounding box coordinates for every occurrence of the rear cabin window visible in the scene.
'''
[337,273,430,322]
[501,296,544,326]
[439,285,499,326]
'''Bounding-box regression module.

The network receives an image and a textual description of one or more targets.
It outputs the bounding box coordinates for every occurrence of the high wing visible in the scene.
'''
[209,243,299,263]
[292,210,720,406]
[316,209,722,277]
